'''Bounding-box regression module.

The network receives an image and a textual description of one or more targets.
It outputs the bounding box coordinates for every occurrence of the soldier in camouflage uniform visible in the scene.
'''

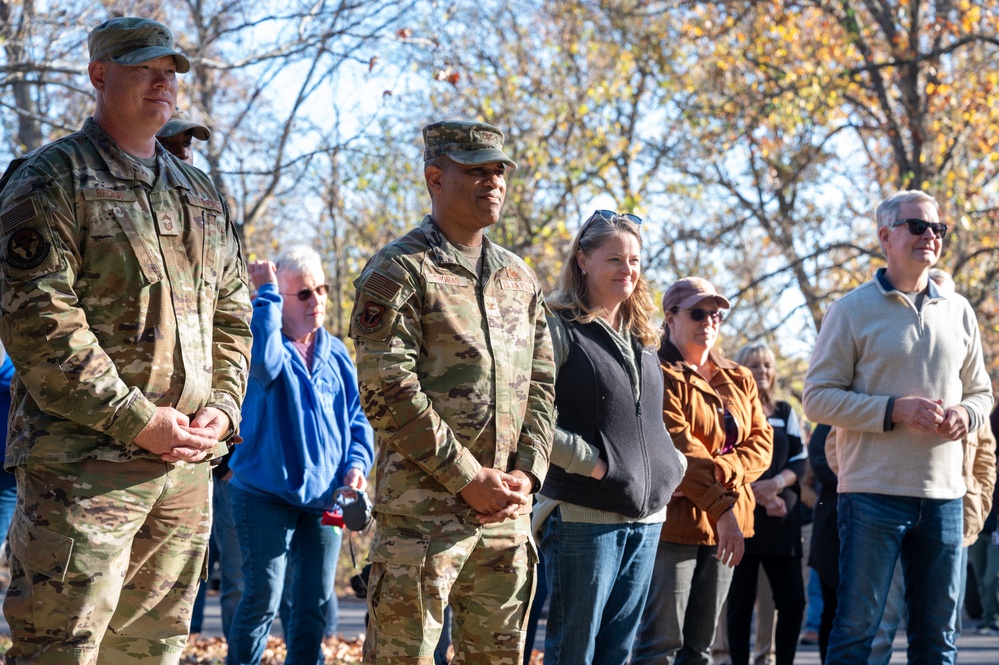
[350,120,557,664]
[156,109,212,165]
[0,17,252,665]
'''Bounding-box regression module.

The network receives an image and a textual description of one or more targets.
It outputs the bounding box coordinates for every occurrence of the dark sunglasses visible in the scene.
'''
[891,218,948,239]
[673,306,724,324]
[281,284,329,301]
[592,209,642,225]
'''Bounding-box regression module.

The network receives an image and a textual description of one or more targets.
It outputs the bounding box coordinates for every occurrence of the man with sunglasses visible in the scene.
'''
[803,190,993,664]
[350,120,556,663]
[225,247,374,665]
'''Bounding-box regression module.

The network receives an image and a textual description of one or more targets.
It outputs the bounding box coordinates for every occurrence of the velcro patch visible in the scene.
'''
[156,209,181,236]
[82,187,137,202]
[426,272,470,287]
[6,227,50,269]
[1,199,37,235]
[499,279,533,292]
[184,193,224,213]
[355,301,387,333]
[365,271,403,302]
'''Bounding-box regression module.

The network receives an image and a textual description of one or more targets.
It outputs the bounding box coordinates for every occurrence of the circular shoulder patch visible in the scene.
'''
[6,228,51,270]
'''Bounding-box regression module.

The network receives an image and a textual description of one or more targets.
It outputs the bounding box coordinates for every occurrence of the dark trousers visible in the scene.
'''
[727,553,805,665]
[818,576,838,663]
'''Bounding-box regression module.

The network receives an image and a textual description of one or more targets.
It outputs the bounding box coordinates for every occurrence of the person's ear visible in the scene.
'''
[89,60,107,92]
[877,225,891,255]
[425,163,444,196]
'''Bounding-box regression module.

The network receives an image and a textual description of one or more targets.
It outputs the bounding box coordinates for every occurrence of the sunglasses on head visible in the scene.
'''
[281,284,329,301]
[891,218,948,239]
[673,306,724,324]
[592,209,642,225]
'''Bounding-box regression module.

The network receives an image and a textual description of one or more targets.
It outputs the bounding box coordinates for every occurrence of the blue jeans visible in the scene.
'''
[829,493,962,665]
[191,475,244,636]
[540,508,662,665]
[632,542,735,665]
[870,558,906,665]
[226,486,341,665]
[805,566,824,633]
[0,469,16,547]
[213,476,243,639]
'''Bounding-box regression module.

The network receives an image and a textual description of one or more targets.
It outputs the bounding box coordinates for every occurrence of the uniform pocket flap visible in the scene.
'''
[368,530,430,567]
[8,508,74,582]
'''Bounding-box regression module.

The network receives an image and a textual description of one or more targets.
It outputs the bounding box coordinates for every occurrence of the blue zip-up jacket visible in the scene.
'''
[229,283,374,512]
[0,353,14,456]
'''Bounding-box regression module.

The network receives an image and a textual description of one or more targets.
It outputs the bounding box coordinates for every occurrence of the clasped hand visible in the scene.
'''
[133,406,229,463]
[460,468,532,524]
[893,397,969,440]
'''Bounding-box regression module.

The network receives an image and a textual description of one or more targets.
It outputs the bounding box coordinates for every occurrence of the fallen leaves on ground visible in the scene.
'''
[4,633,546,663]
[182,635,365,664]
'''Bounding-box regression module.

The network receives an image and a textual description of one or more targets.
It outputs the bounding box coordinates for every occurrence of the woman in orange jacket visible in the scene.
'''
[632,277,773,665]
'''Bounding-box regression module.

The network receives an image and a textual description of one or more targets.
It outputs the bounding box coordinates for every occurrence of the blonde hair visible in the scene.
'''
[733,342,778,407]
[548,212,660,348]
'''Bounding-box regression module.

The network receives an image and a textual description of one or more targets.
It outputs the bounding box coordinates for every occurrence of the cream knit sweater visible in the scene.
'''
[803,270,993,500]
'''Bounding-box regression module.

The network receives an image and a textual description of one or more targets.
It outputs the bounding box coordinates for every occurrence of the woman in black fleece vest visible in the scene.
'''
[533,210,685,665]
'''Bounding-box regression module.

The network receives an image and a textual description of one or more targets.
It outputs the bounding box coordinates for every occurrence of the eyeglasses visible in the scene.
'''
[673,306,724,324]
[891,218,948,239]
[281,284,329,301]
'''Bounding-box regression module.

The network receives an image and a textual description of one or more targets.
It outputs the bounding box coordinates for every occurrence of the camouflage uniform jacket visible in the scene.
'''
[0,118,252,466]
[350,215,556,517]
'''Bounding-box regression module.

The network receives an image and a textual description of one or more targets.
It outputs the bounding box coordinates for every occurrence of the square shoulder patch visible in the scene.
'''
[350,265,412,342]
[0,195,65,281]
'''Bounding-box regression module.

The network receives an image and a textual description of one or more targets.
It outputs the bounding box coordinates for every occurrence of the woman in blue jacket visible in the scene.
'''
[227,246,374,665]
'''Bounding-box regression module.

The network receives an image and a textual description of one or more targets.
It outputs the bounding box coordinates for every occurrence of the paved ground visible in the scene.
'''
[3,587,999,662]
[185,593,999,663]
[172,593,999,663]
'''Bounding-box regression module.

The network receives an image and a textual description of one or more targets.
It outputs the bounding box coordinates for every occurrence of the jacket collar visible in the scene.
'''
[419,214,511,276]
[659,340,739,391]
[874,267,943,300]
[82,117,192,192]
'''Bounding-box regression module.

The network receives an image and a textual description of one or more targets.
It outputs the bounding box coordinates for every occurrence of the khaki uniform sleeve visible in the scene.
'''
[0,168,156,442]
[514,288,556,490]
[205,211,252,437]
[350,262,482,495]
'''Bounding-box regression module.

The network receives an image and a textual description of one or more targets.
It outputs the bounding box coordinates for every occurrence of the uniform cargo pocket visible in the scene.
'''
[7,507,74,582]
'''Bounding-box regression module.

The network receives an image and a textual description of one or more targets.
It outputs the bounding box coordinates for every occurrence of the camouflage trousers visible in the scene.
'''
[3,458,212,665]
[363,512,536,664]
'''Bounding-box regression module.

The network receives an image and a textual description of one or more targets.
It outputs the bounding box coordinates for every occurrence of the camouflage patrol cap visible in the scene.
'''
[422,120,517,168]
[88,17,191,74]
[157,109,212,141]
